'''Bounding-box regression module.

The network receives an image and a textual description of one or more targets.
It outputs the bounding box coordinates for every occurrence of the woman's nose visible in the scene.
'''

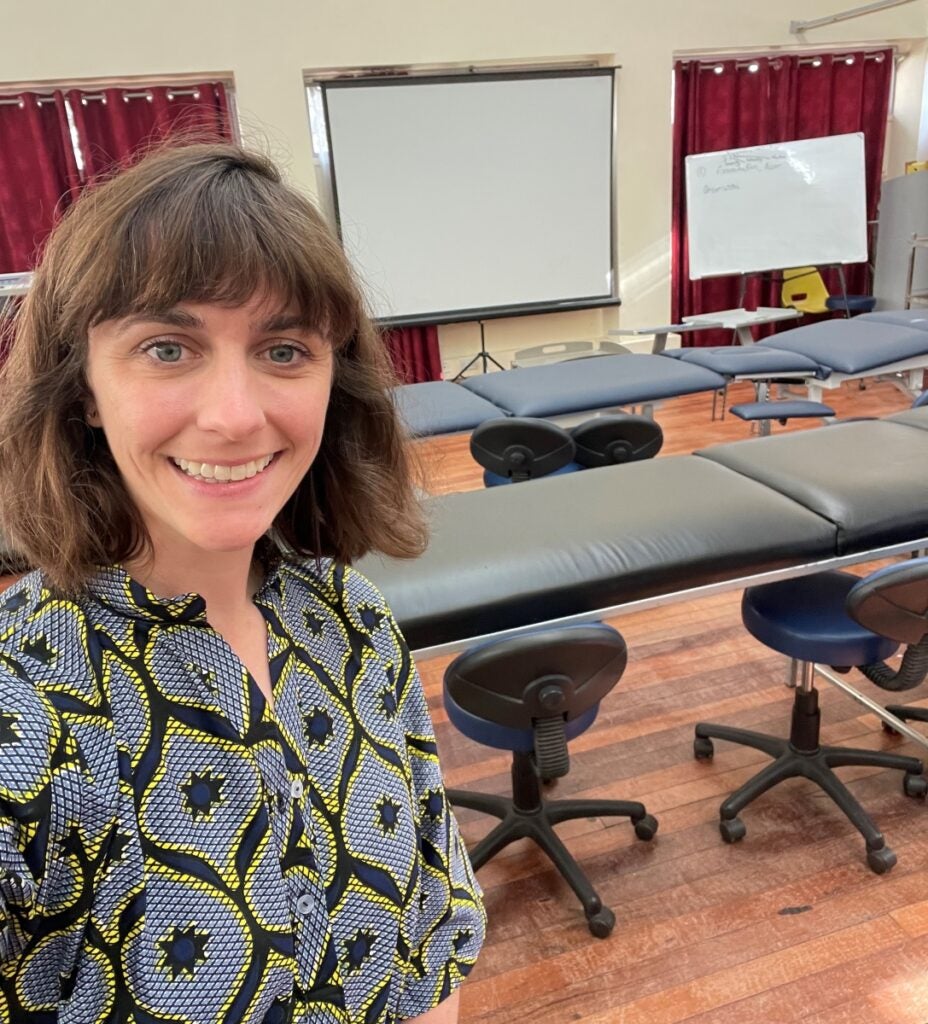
[195,362,267,439]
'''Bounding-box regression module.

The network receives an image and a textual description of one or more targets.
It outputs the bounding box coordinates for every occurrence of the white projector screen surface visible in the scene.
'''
[685,133,868,280]
[321,71,615,323]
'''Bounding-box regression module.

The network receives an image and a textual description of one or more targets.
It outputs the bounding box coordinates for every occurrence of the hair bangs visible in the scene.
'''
[84,157,361,348]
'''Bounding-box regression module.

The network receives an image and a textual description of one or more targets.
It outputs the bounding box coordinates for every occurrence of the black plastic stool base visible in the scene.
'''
[448,751,656,938]
[694,686,924,873]
[886,704,928,725]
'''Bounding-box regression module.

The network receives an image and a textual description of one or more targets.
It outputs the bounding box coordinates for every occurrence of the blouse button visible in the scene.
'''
[290,779,304,800]
[296,893,314,916]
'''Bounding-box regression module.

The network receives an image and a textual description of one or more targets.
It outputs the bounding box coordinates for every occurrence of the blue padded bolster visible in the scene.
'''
[826,296,875,313]
[484,462,583,486]
[444,692,599,752]
[742,571,900,665]
[459,353,725,417]
[759,318,928,374]
[661,345,829,380]
[730,400,835,422]
[392,381,505,437]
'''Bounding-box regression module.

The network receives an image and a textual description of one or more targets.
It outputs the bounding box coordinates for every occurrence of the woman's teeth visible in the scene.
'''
[172,454,274,483]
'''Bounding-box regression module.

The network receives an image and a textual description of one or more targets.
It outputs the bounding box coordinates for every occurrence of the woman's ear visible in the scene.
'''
[85,403,101,427]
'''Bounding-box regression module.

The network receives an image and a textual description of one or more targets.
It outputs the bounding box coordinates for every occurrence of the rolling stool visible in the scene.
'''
[694,561,928,874]
[444,624,658,937]
[469,417,579,486]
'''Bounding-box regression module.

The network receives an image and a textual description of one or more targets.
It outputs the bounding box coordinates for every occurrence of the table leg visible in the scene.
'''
[734,325,755,346]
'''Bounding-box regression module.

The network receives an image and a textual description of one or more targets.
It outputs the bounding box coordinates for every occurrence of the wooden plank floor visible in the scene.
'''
[413,377,928,1023]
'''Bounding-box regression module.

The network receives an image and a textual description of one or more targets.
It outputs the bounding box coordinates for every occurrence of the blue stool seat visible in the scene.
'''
[445,693,598,751]
[730,400,835,423]
[483,461,582,487]
[742,571,899,666]
[826,295,876,314]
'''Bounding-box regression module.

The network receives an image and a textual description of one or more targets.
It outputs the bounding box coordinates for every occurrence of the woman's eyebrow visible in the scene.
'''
[255,312,315,333]
[115,309,204,334]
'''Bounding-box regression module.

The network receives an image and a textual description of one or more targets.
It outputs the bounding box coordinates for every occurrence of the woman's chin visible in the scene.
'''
[172,522,275,557]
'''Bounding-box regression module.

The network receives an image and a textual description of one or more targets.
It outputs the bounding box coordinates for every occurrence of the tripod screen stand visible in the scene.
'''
[453,321,505,381]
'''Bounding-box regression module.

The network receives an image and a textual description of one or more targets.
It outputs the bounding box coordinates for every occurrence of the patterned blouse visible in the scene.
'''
[0,559,485,1023]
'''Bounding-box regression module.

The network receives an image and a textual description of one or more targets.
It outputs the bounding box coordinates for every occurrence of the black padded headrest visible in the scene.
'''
[444,623,627,728]
[846,557,928,645]
[571,414,663,468]
[470,417,575,481]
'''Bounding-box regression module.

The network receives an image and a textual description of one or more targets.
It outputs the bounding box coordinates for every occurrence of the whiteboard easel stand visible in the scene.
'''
[452,321,505,381]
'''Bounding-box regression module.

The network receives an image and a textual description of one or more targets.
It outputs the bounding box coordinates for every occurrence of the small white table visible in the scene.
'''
[609,322,723,354]
[0,273,31,319]
[0,272,32,298]
[682,306,801,346]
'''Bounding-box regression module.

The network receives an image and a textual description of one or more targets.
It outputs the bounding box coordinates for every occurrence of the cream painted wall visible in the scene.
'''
[5,0,928,372]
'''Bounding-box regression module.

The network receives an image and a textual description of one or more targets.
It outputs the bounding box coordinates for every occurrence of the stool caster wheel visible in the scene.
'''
[719,817,746,844]
[866,845,896,875]
[586,905,615,939]
[694,736,714,761]
[904,772,928,799]
[882,721,903,738]
[633,814,658,842]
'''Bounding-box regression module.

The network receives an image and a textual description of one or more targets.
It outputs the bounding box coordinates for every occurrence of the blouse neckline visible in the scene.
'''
[84,563,285,627]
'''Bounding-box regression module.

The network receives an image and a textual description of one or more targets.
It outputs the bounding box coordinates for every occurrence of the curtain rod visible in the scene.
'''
[0,86,206,107]
[686,50,891,71]
[791,0,917,34]
[677,45,894,65]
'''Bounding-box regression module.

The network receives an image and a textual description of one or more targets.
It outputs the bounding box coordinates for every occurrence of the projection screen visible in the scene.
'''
[312,68,618,325]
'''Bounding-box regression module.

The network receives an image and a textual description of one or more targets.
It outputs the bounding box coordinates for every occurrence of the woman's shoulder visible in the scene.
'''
[276,557,403,657]
[0,573,111,822]
[0,570,98,717]
[0,568,76,696]
[0,570,44,627]
[278,556,392,609]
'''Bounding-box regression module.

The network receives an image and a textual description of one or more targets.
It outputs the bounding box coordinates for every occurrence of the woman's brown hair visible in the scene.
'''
[0,142,427,591]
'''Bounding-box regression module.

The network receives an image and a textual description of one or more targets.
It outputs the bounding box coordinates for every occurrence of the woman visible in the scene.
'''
[0,143,484,1023]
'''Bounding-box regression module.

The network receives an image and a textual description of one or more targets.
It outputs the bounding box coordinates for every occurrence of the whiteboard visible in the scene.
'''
[685,133,868,280]
[320,71,615,324]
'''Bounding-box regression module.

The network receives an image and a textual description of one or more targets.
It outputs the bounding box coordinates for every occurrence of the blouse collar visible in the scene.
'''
[84,563,285,627]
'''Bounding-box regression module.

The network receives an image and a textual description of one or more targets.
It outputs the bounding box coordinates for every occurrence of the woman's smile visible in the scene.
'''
[170,452,277,483]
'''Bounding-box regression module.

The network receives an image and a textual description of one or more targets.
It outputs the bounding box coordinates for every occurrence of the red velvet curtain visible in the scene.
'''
[67,82,232,181]
[671,50,893,346]
[0,92,80,273]
[383,326,443,383]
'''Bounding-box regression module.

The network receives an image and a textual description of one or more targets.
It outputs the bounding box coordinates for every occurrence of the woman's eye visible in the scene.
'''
[267,344,300,364]
[145,341,184,363]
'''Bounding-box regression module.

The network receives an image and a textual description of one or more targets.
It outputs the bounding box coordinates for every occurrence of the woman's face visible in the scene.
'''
[85,292,334,569]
